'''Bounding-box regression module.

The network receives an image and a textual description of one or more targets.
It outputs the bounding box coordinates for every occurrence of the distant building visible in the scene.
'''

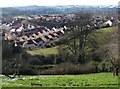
[104,20,112,27]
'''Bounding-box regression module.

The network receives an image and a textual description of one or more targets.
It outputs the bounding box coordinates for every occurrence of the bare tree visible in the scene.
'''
[2,41,24,78]
[106,30,119,76]
[65,13,93,64]
[3,53,23,78]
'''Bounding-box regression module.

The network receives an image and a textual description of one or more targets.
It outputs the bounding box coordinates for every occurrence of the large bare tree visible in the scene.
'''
[65,13,93,64]
[106,29,119,76]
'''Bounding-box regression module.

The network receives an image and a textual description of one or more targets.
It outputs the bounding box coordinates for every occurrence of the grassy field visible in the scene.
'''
[27,46,59,56]
[1,73,119,88]
[13,16,27,18]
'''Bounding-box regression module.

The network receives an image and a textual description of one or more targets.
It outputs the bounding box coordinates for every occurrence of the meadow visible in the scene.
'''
[1,73,119,88]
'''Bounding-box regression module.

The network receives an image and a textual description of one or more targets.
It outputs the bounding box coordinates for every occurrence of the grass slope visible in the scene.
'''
[27,46,59,56]
[1,73,119,87]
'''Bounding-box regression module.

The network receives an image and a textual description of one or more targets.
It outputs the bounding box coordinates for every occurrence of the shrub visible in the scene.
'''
[29,58,42,65]
[40,62,96,75]
[98,60,112,72]
[19,65,37,75]
[89,61,99,72]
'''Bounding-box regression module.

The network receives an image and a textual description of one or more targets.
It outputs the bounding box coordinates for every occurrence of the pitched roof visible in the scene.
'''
[40,36,48,42]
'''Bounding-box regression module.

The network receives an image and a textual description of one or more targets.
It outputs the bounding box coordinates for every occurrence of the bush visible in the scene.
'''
[98,60,112,72]
[89,61,99,72]
[19,65,37,75]
[40,62,96,75]
[29,58,42,65]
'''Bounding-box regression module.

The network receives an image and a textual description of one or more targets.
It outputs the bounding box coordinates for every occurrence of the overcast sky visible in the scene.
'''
[0,0,119,7]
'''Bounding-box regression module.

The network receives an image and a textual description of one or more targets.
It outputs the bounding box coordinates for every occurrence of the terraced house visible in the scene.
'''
[1,14,118,50]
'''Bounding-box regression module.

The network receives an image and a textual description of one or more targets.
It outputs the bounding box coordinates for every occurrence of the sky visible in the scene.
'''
[0,0,119,7]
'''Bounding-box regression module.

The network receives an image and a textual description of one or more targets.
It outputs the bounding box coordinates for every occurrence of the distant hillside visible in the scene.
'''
[14,5,117,14]
[1,5,117,18]
[1,7,23,19]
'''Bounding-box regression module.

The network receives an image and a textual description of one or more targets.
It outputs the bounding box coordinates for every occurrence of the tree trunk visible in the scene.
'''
[113,67,119,76]
[78,53,85,64]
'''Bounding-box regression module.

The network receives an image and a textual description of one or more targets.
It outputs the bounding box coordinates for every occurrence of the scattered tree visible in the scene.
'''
[65,13,93,64]
[106,30,119,76]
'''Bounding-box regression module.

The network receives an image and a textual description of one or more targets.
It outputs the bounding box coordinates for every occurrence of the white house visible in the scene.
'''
[105,20,112,27]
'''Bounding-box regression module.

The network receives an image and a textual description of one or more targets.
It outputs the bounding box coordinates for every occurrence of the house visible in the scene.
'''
[50,33,59,38]
[32,33,38,39]
[34,38,44,46]
[104,20,112,27]
[24,40,36,50]
[38,32,43,37]
[22,35,30,41]
[19,37,25,42]
[41,36,48,42]
[0,24,11,30]
[99,19,113,28]
[47,34,54,39]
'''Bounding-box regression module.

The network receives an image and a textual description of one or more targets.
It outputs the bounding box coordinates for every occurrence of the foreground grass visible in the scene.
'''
[1,73,119,88]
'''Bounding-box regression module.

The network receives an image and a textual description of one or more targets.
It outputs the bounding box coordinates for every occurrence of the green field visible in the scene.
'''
[27,46,59,56]
[1,73,119,88]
